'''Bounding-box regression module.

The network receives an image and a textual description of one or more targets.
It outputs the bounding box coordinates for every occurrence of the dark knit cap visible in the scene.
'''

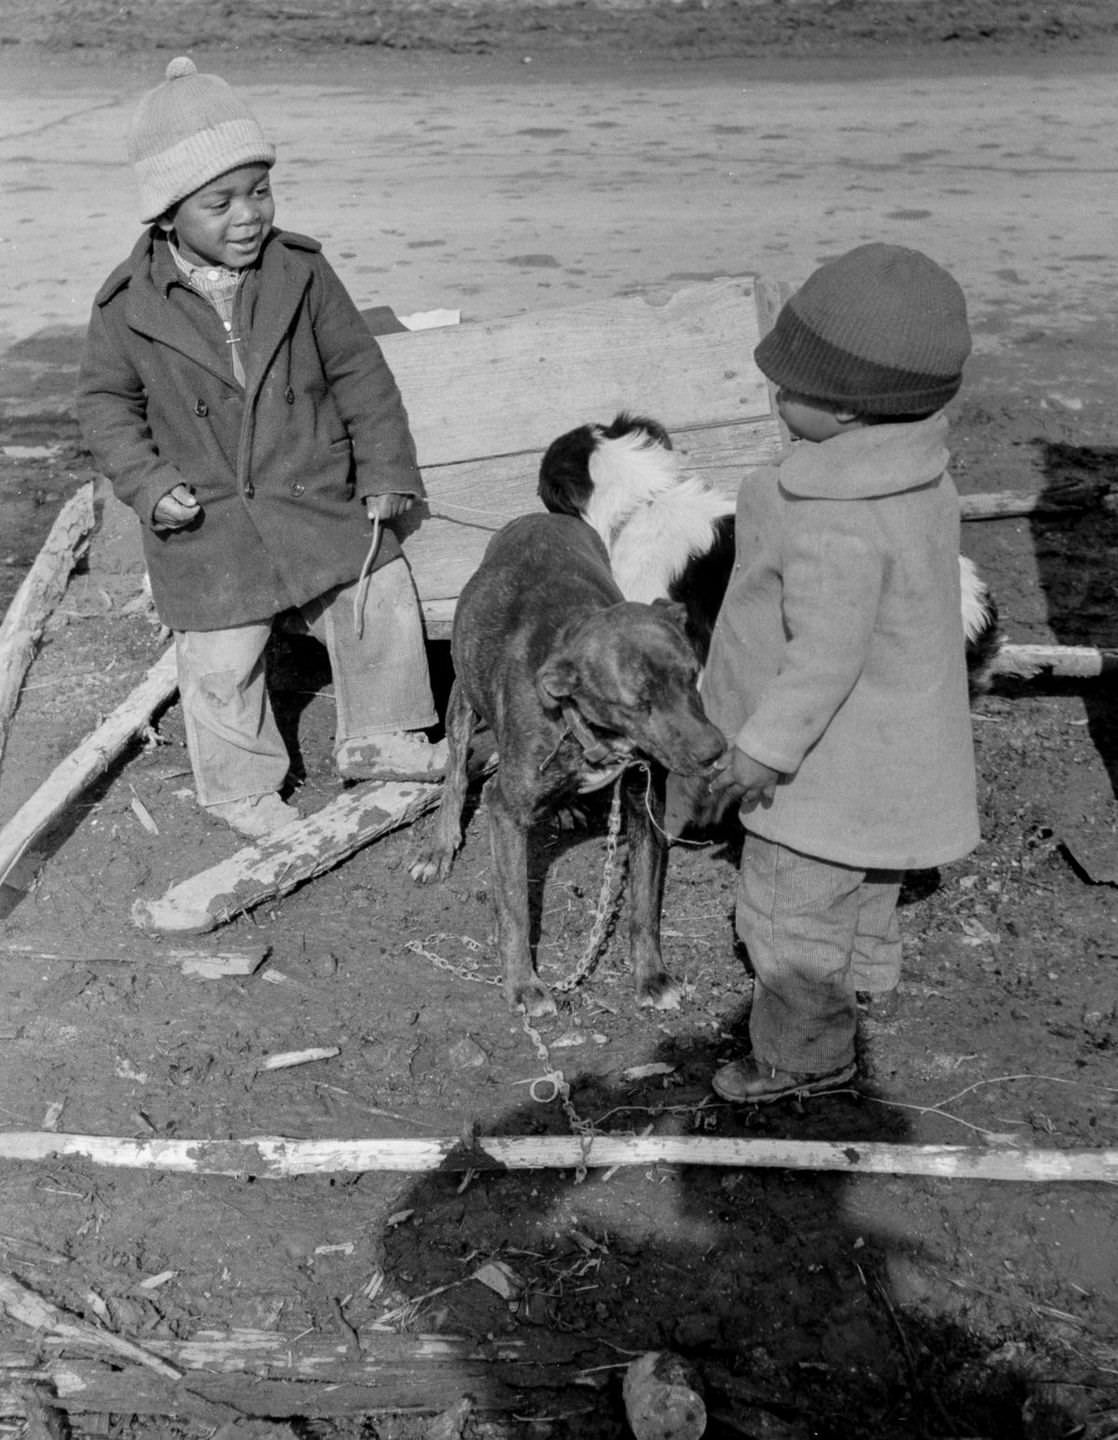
[754,243,971,416]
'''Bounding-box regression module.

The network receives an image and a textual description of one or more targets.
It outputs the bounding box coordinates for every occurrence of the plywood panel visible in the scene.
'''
[376,276,785,633]
[379,276,771,467]
[402,415,783,622]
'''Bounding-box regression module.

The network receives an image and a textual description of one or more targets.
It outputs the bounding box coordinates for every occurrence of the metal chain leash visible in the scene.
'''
[404,776,627,995]
[404,930,503,988]
[518,1009,597,1183]
[552,776,625,993]
[405,779,628,1180]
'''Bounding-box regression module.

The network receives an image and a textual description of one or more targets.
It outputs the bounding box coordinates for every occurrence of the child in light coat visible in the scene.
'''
[78,58,444,838]
[704,243,980,1104]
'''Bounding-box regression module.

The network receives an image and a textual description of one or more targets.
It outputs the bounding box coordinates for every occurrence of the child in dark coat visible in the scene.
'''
[703,243,980,1104]
[78,58,444,838]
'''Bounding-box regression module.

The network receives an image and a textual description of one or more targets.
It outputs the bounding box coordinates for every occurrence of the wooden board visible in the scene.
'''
[379,275,778,464]
[378,276,785,635]
[400,415,784,625]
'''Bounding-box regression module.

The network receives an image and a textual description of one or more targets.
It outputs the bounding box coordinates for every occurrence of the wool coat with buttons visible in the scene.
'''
[701,413,980,872]
[77,228,423,632]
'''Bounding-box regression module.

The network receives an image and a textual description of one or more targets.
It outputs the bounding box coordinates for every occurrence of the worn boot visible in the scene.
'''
[207,793,302,838]
[336,733,447,783]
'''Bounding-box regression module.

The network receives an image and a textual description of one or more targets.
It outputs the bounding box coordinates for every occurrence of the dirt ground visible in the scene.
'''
[2,4,1118,1439]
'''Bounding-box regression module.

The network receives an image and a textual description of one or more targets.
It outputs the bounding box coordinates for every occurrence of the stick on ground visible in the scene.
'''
[0,645,178,888]
[0,481,95,767]
[0,1130,1113,1183]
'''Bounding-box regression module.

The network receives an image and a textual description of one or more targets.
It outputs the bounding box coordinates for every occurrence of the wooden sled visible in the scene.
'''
[0,278,787,910]
[131,276,788,930]
[379,274,787,637]
[5,275,1114,926]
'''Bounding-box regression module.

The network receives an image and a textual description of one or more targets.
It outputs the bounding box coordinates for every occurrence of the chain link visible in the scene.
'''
[518,1010,597,1183]
[405,778,629,1181]
[404,777,626,994]
[404,931,503,987]
[552,776,625,992]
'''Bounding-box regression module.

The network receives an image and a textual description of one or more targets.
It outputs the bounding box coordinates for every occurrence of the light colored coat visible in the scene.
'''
[702,413,979,870]
[77,229,421,632]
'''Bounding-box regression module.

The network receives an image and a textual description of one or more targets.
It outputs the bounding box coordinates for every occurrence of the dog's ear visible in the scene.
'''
[536,653,579,710]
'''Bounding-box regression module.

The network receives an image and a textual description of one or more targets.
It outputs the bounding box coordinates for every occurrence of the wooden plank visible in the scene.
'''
[960,480,1110,520]
[2,1130,1113,1183]
[403,415,782,623]
[0,1356,580,1422]
[0,646,178,888]
[131,779,444,934]
[994,643,1118,680]
[0,1363,543,1421]
[380,276,773,467]
[0,1327,595,1420]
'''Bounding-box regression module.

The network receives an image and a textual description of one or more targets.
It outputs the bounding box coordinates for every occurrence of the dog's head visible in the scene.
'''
[536,599,724,777]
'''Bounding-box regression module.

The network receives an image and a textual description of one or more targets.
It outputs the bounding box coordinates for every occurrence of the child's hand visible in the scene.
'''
[152,483,201,530]
[709,746,780,811]
[364,493,416,522]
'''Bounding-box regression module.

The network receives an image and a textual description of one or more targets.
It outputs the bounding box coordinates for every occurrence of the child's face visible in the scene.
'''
[776,389,860,443]
[160,163,275,270]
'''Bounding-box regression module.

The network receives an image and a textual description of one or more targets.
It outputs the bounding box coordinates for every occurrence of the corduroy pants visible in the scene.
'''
[737,831,903,1076]
[175,558,437,808]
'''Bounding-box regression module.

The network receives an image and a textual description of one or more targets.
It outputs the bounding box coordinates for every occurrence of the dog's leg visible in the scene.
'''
[487,782,557,1018]
[409,679,476,884]
[625,767,682,1010]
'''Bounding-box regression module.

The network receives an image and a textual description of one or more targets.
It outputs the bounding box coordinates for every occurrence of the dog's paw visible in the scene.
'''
[552,803,592,833]
[637,972,683,1011]
[409,849,455,885]
[508,978,558,1019]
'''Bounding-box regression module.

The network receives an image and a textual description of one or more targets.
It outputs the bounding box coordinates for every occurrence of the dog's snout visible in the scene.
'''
[646,703,726,777]
[696,725,726,768]
[681,719,726,775]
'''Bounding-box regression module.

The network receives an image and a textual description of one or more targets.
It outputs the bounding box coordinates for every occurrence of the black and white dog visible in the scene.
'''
[538,411,1002,692]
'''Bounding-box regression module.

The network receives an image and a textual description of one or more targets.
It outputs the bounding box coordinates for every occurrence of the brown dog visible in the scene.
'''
[410,512,725,1017]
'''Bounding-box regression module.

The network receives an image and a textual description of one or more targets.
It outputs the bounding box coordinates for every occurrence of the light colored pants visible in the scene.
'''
[737,831,902,1075]
[175,558,437,807]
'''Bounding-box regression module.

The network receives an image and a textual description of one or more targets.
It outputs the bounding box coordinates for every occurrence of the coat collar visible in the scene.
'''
[113,229,315,396]
[778,411,951,500]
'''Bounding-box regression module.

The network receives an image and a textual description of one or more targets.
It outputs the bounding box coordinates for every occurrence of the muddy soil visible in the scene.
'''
[1,5,1117,1439]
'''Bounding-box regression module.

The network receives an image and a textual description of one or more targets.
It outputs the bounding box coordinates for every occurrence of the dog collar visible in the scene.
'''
[560,701,628,767]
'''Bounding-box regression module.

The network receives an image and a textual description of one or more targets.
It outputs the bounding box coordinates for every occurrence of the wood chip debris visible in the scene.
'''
[258,1046,341,1072]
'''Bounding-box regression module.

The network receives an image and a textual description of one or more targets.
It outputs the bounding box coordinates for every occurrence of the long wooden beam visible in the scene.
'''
[1,1130,1113,1183]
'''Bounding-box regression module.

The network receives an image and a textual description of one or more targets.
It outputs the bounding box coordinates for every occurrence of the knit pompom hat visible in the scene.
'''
[129,57,276,223]
[754,243,972,416]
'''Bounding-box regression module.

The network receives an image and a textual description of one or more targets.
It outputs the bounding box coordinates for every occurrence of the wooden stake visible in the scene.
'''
[960,481,1110,520]
[0,1130,1113,1183]
[0,645,177,888]
[994,643,1118,680]
[0,482,95,766]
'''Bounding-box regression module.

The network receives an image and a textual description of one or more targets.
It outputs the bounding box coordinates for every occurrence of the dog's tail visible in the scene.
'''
[959,554,1003,695]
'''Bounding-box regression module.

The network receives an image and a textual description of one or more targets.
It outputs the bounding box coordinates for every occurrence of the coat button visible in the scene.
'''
[290,482,305,497]
[284,386,295,404]
[194,399,208,417]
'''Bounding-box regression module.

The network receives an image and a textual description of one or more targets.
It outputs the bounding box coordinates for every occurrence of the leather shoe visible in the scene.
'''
[712,1057,857,1105]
